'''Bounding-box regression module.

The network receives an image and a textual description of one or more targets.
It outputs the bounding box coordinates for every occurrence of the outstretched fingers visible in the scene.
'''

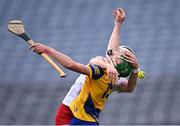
[112,8,126,23]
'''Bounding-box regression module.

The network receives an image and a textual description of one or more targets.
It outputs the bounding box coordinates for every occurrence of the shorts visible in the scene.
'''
[71,117,99,125]
[55,103,74,125]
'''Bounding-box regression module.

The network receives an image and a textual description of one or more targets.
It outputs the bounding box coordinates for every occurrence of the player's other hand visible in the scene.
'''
[29,43,49,55]
[124,51,139,69]
[106,64,118,85]
[112,8,125,23]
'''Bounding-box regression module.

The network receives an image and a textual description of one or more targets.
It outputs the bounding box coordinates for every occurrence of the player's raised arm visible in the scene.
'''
[29,43,90,76]
[107,8,125,50]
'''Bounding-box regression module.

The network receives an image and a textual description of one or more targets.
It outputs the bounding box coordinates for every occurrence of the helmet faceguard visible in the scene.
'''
[106,46,134,77]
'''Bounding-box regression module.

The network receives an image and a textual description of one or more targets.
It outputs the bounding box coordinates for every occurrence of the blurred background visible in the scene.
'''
[0,0,180,125]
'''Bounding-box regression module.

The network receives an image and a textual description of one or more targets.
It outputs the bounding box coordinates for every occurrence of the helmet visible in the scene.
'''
[106,45,134,77]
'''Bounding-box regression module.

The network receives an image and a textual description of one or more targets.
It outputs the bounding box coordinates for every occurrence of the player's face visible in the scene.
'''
[113,54,121,65]
[106,48,122,66]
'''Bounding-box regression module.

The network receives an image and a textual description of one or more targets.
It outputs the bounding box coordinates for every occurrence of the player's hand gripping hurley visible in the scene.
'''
[8,20,66,77]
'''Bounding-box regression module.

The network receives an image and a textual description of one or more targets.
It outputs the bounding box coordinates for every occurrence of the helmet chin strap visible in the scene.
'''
[106,48,123,67]
[106,50,117,67]
[106,52,121,80]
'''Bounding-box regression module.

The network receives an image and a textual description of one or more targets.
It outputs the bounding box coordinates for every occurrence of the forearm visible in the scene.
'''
[46,47,74,68]
[46,47,89,75]
[126,73,138,92]
[107,22,122,50]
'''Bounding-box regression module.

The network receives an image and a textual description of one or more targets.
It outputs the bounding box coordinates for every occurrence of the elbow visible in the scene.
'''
[64,61,80,72]
[64,62,76,69]
[62,60,88,75]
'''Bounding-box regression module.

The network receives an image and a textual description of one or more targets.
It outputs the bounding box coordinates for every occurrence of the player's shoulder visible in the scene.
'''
[90,56,106,63]
[89,56,106,68]
[88,64,105,80]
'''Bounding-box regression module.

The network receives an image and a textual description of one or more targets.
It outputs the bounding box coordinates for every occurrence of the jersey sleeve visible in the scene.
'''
[88,64,104,80]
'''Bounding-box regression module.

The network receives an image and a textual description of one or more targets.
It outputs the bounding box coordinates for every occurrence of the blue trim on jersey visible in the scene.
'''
[84,94,100,119]
[101,83,113,99]
[89,65,104,80]
[71,117,99,125]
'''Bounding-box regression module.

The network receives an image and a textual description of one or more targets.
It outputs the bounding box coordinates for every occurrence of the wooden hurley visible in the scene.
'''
[8,20,66,77]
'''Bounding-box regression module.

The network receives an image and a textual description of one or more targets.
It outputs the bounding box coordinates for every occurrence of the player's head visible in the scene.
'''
[106,45,134,77]
[119,45,134,54]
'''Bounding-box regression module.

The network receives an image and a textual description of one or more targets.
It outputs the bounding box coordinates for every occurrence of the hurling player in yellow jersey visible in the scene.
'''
[30,8,139,125]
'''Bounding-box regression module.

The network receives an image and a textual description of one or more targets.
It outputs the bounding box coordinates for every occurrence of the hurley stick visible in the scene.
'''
[8,20,66,77]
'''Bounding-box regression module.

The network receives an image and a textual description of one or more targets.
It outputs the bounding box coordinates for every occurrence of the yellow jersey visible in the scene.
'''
[69,64,113,122]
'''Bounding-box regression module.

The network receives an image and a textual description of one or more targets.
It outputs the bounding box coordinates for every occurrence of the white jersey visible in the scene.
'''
[62,74,86,106]
[62,74,127,106]
[113,77,128,93]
